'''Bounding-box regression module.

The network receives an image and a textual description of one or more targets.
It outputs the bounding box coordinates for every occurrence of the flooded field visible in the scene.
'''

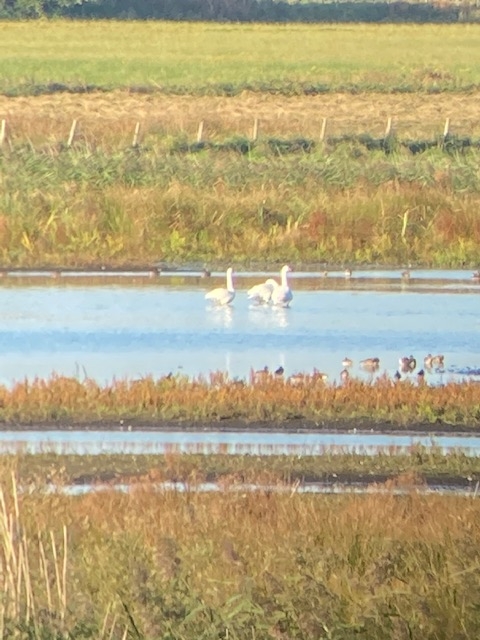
[0,267,478,388]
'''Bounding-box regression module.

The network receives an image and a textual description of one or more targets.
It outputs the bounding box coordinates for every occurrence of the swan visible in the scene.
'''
[270,265,293,307]
[205,267,235,306]
[247,278,279,304]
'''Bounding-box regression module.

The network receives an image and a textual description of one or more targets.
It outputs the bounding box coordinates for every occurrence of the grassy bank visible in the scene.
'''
[2,143,480,267]
[1,22,480,95]
[0,468,479,638]
[0,373,479,427]
[11,449,480,487]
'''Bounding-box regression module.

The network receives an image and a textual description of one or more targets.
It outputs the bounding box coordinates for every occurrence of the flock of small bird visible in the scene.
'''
[205,265,294,307]
[250,353,445,386]
[204,266,480,308]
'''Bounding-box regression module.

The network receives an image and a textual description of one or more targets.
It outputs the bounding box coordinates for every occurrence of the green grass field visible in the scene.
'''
[1,21,480,94]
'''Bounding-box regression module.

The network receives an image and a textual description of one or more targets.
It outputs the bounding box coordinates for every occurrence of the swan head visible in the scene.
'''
[281,265,292,274]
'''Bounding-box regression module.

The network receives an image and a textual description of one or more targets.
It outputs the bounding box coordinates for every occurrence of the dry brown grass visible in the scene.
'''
[1,91,480,147]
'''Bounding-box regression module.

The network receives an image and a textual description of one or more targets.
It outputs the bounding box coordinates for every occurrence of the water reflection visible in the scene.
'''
[207,305,233,328]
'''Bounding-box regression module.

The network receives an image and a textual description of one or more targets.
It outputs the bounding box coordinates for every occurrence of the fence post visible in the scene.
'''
[132,122,140,147]
[67,119,77,148]
[319,117,327,142]
[196,120,204,143]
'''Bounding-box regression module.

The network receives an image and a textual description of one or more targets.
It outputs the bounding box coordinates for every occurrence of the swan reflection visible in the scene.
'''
[247,306,290,329]
[208,305,233,328]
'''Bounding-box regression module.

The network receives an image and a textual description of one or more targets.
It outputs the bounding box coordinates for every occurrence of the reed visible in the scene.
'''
[0,372,479,426]
[1,144,480,266]
[0,465,478,638]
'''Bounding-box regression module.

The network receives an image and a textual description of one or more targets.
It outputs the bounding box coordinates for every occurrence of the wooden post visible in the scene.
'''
[196,120,204,143]
[67,119,77,148]
[319,117,327,142]
[385,116,392,137]
[0,119,6,146]
[132,122,140,147]
[252,118,259,141]
[443,117,450,138]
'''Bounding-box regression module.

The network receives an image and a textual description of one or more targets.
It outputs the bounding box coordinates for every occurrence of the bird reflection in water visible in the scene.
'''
[209,305,233,328]
[247,305,290,329]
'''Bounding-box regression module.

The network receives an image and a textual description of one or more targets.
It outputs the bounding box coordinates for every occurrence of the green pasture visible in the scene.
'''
[1,21,480,93]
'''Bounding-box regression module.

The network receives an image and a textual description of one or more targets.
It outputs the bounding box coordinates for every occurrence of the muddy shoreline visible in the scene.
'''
[1,417,479,436]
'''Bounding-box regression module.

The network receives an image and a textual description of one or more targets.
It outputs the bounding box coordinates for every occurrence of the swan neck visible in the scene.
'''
[281,269,289,287]
[226,270,234,291]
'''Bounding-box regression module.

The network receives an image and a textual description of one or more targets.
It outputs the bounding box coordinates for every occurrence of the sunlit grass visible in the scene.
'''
[1,21,480,93]
[0,466,479,637]
[1,144,480,267]
[11,449,480,487]
[0,372,479,426]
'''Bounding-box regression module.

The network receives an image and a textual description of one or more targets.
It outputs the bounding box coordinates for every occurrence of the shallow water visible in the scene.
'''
[0,268,478,387]
[1,428,480,455]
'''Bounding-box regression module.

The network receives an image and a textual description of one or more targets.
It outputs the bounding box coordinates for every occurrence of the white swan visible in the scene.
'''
[270,265,293,307]
[247,278,278,304]
[205,267,235,306]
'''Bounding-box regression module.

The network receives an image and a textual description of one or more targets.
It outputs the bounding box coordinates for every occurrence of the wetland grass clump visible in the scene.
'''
[1,372,480,426]
[2,144,480,266]
[0,467,479,638]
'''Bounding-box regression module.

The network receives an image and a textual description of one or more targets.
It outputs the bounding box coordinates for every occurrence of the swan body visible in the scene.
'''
[205,267,235,306]
[271,265,293,307]
[247,278,279,304]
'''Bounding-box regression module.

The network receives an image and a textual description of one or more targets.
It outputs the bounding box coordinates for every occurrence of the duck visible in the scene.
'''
[417,369,425,383]
[344,268,352,279]
[340,368,350,383]
[472,271,480,281]
[201,267,211,278]
[360,357,380,370]
[270,265,293,308]
[247,278,279,304]
[252,366,270,384]
[399,355,416,372]
[342,357,353,368]
[205,267,235,306]
[274,366,285,378]
[401,270,411,281]
[393,370,402,382]
[424,354,444,368]
[311,368,328,382]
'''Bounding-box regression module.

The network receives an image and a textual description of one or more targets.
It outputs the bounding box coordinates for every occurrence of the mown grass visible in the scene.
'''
[0,372,480,426]
[1,22,480,95]
[1,143,480,266]
[0,466,479,638]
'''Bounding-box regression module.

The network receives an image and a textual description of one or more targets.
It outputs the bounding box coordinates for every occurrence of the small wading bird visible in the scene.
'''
[342,357,353,368]
[252,366,270,384]
[360,357,380,370]
[270,265,293,308]
[274,366,284,378]
[247,278,279,305]
[424,354,444,368]
[340,368,350,383]
[344,268,352,279]
[205,267,235,306]
[399,355,416,372]
[201,267,211,278]
[472,271,480,281]
[401,270,411,281]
